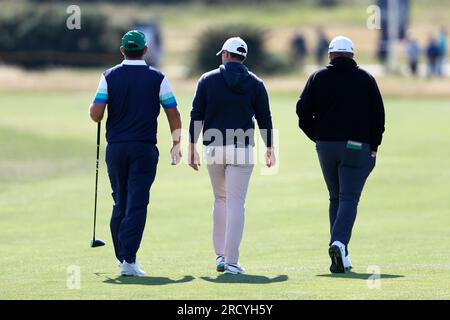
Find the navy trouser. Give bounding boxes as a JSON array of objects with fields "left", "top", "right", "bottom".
[
  {"left": 105, "top": 142, "right": 158, "bottom": 264},
  {"left": 316, "top": 141, "right": 376, "bottom": 253}
]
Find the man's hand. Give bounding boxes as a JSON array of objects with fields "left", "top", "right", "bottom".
[
  {"left": 170, "top": 142, "right": 182, "bottom": 165},
  {"left": 164, "top": 107, "right": 182, "bottom": 165},
  {"left": 265, "top": 147, "right": 276, "bottom": 168},
  {"left": 189, "top": 143, "right": 201, "bottom": 171}
]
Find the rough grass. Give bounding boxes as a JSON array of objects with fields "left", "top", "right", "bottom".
[
  {"left": 2, "top": 66, "right": 450, "bottom": 99},
  {"left": 0, "top": 91, "right": 449, "bottom": 299}
]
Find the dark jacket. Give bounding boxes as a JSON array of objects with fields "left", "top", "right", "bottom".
[
  {"left": 296, "top": 57, "right": 385, "bottom": 151},
  {"left": 189, "top": 62, "right": 273, "bottom": 147}
]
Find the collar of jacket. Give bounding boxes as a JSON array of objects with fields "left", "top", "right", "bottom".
[
  {"left": 327, "top": 57, "right": 358, "bottom": 71},
  {"left": 223, "top": 61, "right": 247, "bottom": 71}
]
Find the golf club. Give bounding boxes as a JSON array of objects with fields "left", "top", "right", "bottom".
[{"left": 91, "top": 121, "right": 105, "bottom": 248}]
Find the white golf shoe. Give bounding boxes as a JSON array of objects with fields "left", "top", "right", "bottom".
[
  {"left": 120, "top": 261, "right": 146, "bottom": 277},
  {"left": 224, "top": 263, "right": 246, "bottom": 275},
  {"left": 344, "top": 255, "right": 353, "bottom": 271},
  {"left": 216, "top": 255, "right": 226, "bottom": 272},
  {"left": 329, "top": 241, "right": 346, "bottom": 273}
]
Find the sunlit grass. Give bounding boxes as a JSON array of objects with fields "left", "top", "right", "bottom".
[{"left": 0, "top": 91, "right": 449, "bottom": 299}]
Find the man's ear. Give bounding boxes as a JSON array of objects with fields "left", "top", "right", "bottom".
[
  {"left": 120, "top": 47, "right": 125, "bottom": 57},
  {"left": 143, "top": 47, "right": 148, "bottom": 56}
]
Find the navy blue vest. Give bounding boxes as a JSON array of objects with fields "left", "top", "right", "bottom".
[{"left": 104, "top": 64, "right": 164, "bottom": 144}]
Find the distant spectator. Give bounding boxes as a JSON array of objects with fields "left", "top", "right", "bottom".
[
  {"left": 377, "top": 40, "right": 388, "bottom": 65},
  {"left": 315, "top": 28, "right": 329, "bottom": 65},
  {"left": 405, "top": 37, "right": 420, "bottom": 76},
  {"left": 426, "top": 37, "right": 440, "bottom": 77},
  {"left": 134, "top": 22, "right": 163, "bottom": 68},
  {"left": 291, "top": 31, "right": 308, "bottom": 69},
  {"left": 437, "top": 27, "right": 448, "bottom": 76}
]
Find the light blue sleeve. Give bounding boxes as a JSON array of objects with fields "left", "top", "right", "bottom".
[
  {"left": 159, "top": 76, "right": 177, "bottom": 109},
  {"left": 93, "top": 74, "right": 108, "bottom": 104}
]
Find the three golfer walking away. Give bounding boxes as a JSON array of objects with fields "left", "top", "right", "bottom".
[
  {"left": 189, "top": 37, "right": 275, "bottom": 274},
  {"left": 89, "top": 30, "right": 182, "bottom": 277},
  {"left": 88, "top": 32, "right": 384, "bottom": 277},
  {"left": 296, "top": 36, "right": 385, "bottom": 273}
]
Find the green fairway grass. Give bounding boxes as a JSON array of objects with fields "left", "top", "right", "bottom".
[{"left": 0, "top": 90, "right": 449, "bottom": 299}]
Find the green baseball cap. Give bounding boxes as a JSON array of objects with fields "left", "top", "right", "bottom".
[{"left": 121, "top": 30, "right": 147, "bottom": 51}]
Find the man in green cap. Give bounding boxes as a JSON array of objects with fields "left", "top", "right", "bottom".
[{"left": 89, "top": 30, "right": 182, "bottom": 277}]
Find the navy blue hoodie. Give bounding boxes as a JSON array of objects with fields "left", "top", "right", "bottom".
[{"left": 189, "top": 62, "right": 273, "bottom": 147}]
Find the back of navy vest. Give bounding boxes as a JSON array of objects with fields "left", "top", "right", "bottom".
[{"left": 104, "top": 64, "right": 164, "bottom": 144}]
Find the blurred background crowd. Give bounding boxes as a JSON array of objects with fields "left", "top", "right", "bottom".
[
  {"left": 291, "top": 26, "right": 447, "bottom": 77},
  {"left": 0, "top": 0, "right": 447, "bottom": 81}
]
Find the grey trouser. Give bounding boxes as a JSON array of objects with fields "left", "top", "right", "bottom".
[
  {"left": 205, "top": 145, "right": 254, "bottom": 264},
  {"left": 316, "top": 141, "right": 376, "bottom": 253}
]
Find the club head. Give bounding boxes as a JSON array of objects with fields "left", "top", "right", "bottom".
[{"left": 91, "top": 239, "right": 105, "bottom": 248}]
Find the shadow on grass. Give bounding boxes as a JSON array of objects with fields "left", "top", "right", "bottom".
[
  {"left": 316, "top": 272, "right": 404, "bottom": 280},
  {"left": 201, "top": 274, "right": 288, "bottom": 284},
  {"left": 103, "top": 275, "right": 195, "bottom": 286}
]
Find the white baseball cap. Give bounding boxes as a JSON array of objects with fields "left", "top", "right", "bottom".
[
  {"left": 328, "top": 36, "right": 354, "bottom": 54},
  {"left": 216, "top": 37, "right": 248, "bottom": 57}
]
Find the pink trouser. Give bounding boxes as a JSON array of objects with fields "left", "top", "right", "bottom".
[{"left": 205, "top": 146, "right": 254, "bottom": 264}]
